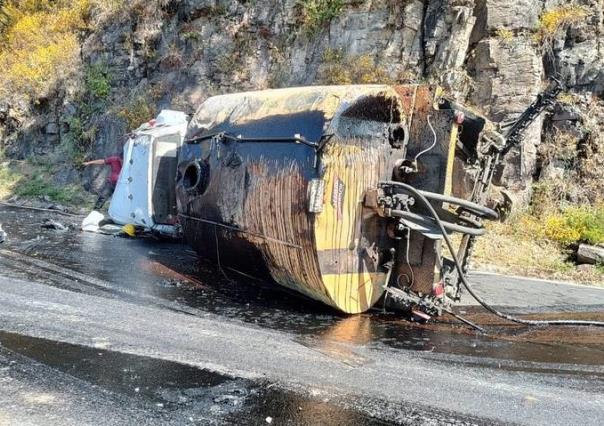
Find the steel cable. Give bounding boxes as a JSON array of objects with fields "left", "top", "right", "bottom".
[{"left": 413, "top": 115, "right": 437, "bottom": 162}]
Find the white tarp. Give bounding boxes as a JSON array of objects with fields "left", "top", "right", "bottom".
[{"left": 81, "top": 210, "right": 105, "bottom": 232}]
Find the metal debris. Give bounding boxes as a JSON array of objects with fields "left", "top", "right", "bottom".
[{"left": 41, "top": 219, "right": 68, "bottom": 231}]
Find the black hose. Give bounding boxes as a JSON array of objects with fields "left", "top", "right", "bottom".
[
  {"left": 381, "top": 181, "right": 499, "bottom": 220},
  {"left": 382, "top": 181, "right": 604, "bottom": 328}
]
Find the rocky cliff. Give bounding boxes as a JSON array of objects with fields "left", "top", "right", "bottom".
[{"left": 1, "top": 0, "right": 603, "bottom": 205}]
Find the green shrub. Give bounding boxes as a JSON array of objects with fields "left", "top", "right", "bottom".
[
  {"left": 10, "top": 172, "right": 80, "bottom": 204},
  {"left": 1, "top": 157, "right": 92, "bottom": 205},
  {"left": 298, "top": 0, "right": 343, "bottom": 34},
  {"left": 84, "top": 64, "right": 111, "bottom": 100},
  {"left": 544, "top": 205, "right": 604, "bottom": 246},
  {"left": 564, "top": 206, "right": 604, "bottom": 245}
]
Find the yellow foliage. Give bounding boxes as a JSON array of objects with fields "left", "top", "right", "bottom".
[
  {"left": 556, "top": 92, "right": 581, "bottom": 107},
  {"left": 540, "top": 205, "right": 604, "bottom": 246},
  {"left": 484, "top": 200, "right": 604, "bottom": 249},
  {"left": 495, "top": 28, "right": 514, "bottom": 44},
  {"left": 0, "top": 0, "right": 96, "bottom": 101},
  {"left": 543, "top": 215, "right": 582, "bottom": 245},
  {"left": 536, "top": 5, "right": 589, "bottom": 43}
]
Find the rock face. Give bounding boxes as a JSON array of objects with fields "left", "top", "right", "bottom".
[
  {"left": 1, "top": 0, "right": 603, "bottom": 203},
  {"left": 577, "top": 244, "right": 604, "bottom": 265},
  {"left": 472, "top": 0, "right": 540, "bottom": 35},
  {"left": 468, "top": 37, "right": 543, "bottom": 195}
]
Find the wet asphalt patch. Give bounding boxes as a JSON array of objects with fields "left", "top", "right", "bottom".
[
  {"left": 0, "top": 330, "right": 393, "bottom": 425},
  {"left": 1, "top": 201, "right": 604, "bottom": 368},
  {"left": 2, "top": 206, "right": 604, "bottom": 424}
]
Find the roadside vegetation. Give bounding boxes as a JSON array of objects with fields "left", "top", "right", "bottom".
[
  {"left": 318, "top": 48, "right": 392, "bottom": 85},
  {"left": 297, "top": 0, "right": 343, "bottom": 34},
  {"left": 0, "top": 158, "right": 94, "bottom": 207},
  {"left": 0, "top": 0, "right": 126, "bottom": 103},
  {"left": 534, "top": 4, "right": 588, "bottom": 44},
  {"left": 473, "top": 178, "right": 604, "bottom": 285},
  {"left": 0, "top": 0, "right": 85, "bottom": 102},
  {"left": 473, "top": 207, "right": 604, "bottom": 285},
  {"left": 0, "top": 0, "right": 141, "bottom": 207},
  {"left": 472, "top": 80, "right": 604, "bottom": 285},
  {"left": 0, "top": 1, "right": 101, "bottom": 206}
]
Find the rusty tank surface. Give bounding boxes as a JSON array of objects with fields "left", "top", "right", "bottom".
[{"left": 175, "top": 85, "right": 501, "bottom": 314}]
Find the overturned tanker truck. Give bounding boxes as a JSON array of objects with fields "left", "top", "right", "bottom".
[{"left": 175, "top": 84, "right": 560, "bottom": 317}]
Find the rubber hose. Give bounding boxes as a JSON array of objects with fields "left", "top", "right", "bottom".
[
  {"left": 383, "top": 181, "right": 604, "bottom": 328},
  {"left": 382, "top": 181, "right": 499, "bottom": 220}
]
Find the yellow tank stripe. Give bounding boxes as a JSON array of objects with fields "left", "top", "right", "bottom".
[
  {"left": 443, "top": 123, "right": 459, "bottom": 197},
  {"left": 313, "top": 143, "right": 387, "bottom": 313},
  {"left": 321, "top": 272, "right": 386, "bottom": 314}
]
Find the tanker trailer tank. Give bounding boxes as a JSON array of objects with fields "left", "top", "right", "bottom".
[{"left": 175, "top": 85, "right": 499, "bottom": 316}]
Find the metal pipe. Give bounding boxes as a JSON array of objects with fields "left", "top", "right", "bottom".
[{"left": 389, "top": 209, "right": 485, "bottom": 236}]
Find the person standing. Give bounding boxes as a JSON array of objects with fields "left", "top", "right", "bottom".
[{"left": 83, "top": 154, "right": 123, "bottom": 210}]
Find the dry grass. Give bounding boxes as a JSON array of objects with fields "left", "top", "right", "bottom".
[
  {"left": 535, "top": 4, "right": 589, "bottom": 44},
  {"left": 495, "top": 28, "right": 514, "bottom": 46},
  {"left": 318, "top": 48, "right": 393, "bottom": 85},
  {"left": 0, "top": 161, "right": 20, "bottom": 199},
  {"left": 471, "top": 217, "right": 604, "bottom": 286}
]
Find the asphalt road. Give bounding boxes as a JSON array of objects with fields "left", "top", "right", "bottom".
[
  {"left": 462, "top": 272, "right": 604, "bottom": 310},
  {"left": 0, "top": 205, "right": 603, "bottom": 425}
]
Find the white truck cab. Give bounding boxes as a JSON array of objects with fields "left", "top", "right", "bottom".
[{"left": 108, "top": 110, "right": 188, "bottom": 237}]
